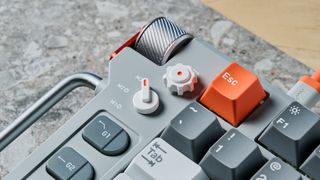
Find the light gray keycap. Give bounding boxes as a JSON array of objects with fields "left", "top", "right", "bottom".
[
  {"left": 250, "top": 157, "right": 301, "bottom": 180},
  {"left": 300, "top": 144, "right": 320, "bottom": 179},
  {"left": 113, "top": 173, "right": 133, "bottom": 180},
  {"left": 200, "top": 129, "right": 265, "bottom": 180},
  {"left": 124, "top": 138, "right": 209, "bottom": 180},
  {"left": 161, "top": 102, "right": 224, "bottom": 162},
  {"left": 259, "top": 101, "right": 320, "bottom": 166}
]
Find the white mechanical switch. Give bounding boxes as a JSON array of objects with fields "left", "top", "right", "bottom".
[{"left": 133, "top": 78, "right": 159, "bottom": 114}]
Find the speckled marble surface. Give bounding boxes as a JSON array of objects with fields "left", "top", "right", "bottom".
[{"left": 0, "top": 0, "right": 318, "bottom": 177}]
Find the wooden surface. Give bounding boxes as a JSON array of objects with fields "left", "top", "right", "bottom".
[{"left": 203, "top": 0, "right": 320, "bottom": 70}]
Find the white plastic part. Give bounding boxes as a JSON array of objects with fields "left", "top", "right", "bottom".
[
  {"left": 287, "top": 81, "right": 320, "bottom": 108},
  {"left": 163, "top": 63, "right": 198, "bottom": 95},
  {"left": 133, "top": 78, "right": 159, "bottom": 114},
  {"left": 124, "top": 138, "right": 209, "bottom": 180},
  {"left": 141, "top": 78, "right": 151, "bottom": 103}
]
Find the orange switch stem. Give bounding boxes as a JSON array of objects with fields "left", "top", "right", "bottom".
[
  {"left": 300, "top": 69, "right": 320, "bottom": 93},
  {"left": 311, "top": 69, "right": 320, "bottom": 82}
]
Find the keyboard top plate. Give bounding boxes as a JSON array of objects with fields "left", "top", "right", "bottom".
[{"left": 5, "top": 39, "right": 299, "bottom": 180}]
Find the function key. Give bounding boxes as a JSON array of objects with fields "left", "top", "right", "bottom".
[
  {"left": 82, "top": 115, "right": 130, "bottom": 156},
  {"left": 46, "top": 147, "right": 94, "bottom": 180},
  {"left": 199, "top": 62, "right": 266, "bottom": 126},
  {"left": 123, "top": 138, "right": 209, "bottom": 180},
  {"left": 161, "top": 102, "right": 224, "bottom": 162},
  {"left": 300, "top": 144, "right": 320, "bottom": 179},
  {"left": 250, "top": 157, "right": 301, "bottom": 180},
  {"left": 258, "top": 101, "right": 320, "bottom": 166},
  {"left": 200, "top": 129, "right": 265, "bottom": 180}
]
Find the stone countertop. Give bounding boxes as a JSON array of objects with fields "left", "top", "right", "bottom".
[{"left": 0, "top": 0, "right": 318, "bottom": 177}]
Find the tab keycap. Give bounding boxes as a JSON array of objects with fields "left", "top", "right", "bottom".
[{"left": 123, "top": 138, "right": 209, "bottom": 180}]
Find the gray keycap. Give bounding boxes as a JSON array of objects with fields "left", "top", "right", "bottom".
[
  {"left": 70, "top": 164, "right": 94, "bottom": 180},
  {"left": 124, "top": 138, "right": 209, "bottom": 180},
  {"left": 259, "top": 101, "right": 320, "bottom": 166},
  {"left": 83, "top": 115, "right": 130, "bottom": 156},
  {"left": 83, "top": 116, "right": 122, "bottom": 149},
  {"left": 103, "top": 130, "right": 130, "bottom": 156},
  {"left": 200, "top": 129, "right": 265, "bottom": 180},
  {"left": 300, "top": 144, "right": 320, "bottom": 179},
  {"left": 161, "top": 102, "right": 224, "bottom": 162},
  {"left": 46, "top": 147, "right": 94, "bottom": 180},
  {"left": 114, "top": 173, "right": 134, "bottom": 180},
  {"left": 250, "top": 157, "right": 301, "bottom": 180}
]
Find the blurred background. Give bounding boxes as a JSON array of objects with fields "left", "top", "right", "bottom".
[{"left": 0, "top": 0, "right": 318, "bottom": 177}]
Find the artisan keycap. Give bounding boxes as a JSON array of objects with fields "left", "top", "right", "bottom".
[
  {"left": 200, "top": 129, "right": 265, "bottom": 180},
  {"left": 199, "top": 62, "right": 266, "bottom": 126},
  {"left": 259, "top": 101, "right": 320, "bottom": 166},
  {"left": 83, "top": 115, "right": 130, "bottom": 156},
  {"left": 124, "top": 138, "right": 209, "bottom": 180},
  {"left": 46, "top": 147, "right": 94, "bottom": 180},
  {"left": 161, "top": 102, "right": 224, "bottom": 162},
  {"left": 300, "top": 144, "right": 320, "bottom": 179},
  {"left": 250, "top": 157, "right": 301, "bottom": 180}
]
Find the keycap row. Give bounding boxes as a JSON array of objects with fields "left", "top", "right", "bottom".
[
  {"left": 161, "top": 101, "right": 320, "bottom": 176},
  {"left": 45, "top": 101, "right": 320, "bottom": 180},
  {"left": 115, "top": 132, "right": 303, "bottom": 180},
  {"left": 116, "top": 101, "right": 320, "bottom": 180},
  {"left": 115, "top": 102, "right": 301, "bottom": 180},
  {"left": 48, "top": 144, "right": 320, "bottom": 180},
  {"left": 48, "top": 132, "right": 261, "bottom": 180}
]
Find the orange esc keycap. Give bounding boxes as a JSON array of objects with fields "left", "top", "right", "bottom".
[{"left": 199, "top": 62, "right": 267, "bottom": 126}]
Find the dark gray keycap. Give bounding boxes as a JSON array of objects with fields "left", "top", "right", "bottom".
[
  {"left": 259, "top": 101, "right": 320, "bottom": 166},
  {"left": 83, "top": 115, "right": 122, "bottom": 149},
  {"left": 83, "top": 115, "right": 130, "bottom": 156},
  {"left": 200, "top": 129, "right": 265, "bottom": 180},
  {"left": 300, "top": 144, "right": 320, "bottom": 179},
  {"left": 250, "top": 157, "right": 301, "bottom": 180},
  {"left": 70, "top": 164, "right": 94, "bottom": 180},
  {"left": 161, "top": 102, "right": 224, "bottom": 162},
  {"left": 103, "top": 130, "right": 130, "bottom": 156},
  {"left": 46, "top": 147, "right": 94, "bottom": 180}
]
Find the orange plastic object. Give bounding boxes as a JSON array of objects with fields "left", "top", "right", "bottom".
[
  {"left": 299, "top": 69, "right": 320, "bottom": 93},
  {"left": 109, "top": 30, "right": 141, "bottom": 60},
  {"left": 199, "top": 62, "right": 267, "bottom": 126}
]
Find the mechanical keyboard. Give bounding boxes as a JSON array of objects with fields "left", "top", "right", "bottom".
[{"left": 1, "top": 17, "right": 320, "bottom": 180}]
